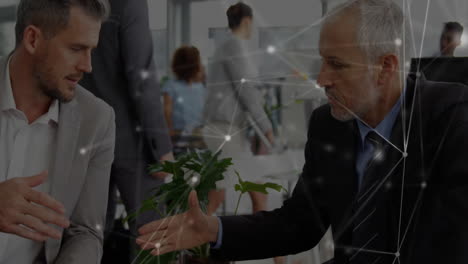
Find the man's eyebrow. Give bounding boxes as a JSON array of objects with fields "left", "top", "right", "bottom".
[
  {"left": 325, "top": 56, "right": 343, "bottom": 61},
  {"left": 71, "top": 43, "right": 95, "bottom": 49}
]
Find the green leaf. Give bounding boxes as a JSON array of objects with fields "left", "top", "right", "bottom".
[
  {"left": 132, "top": 149, "right": 235, "bottom": 259},
  {"left": 233, "top": 170, "right": 285, "bottom": 195}
]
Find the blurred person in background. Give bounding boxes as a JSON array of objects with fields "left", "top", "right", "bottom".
[
  {"left": 438, "top": 21, "right": 464, "bottom": 57},
  {"left": 163, "top": 45, "right": 206, "bottom": 154},
  {"left": 203, "top": 3, "right": 283, "bottom": 264},
  {"left": 79, "top": 0, "right": 174, "bottom": 261}
]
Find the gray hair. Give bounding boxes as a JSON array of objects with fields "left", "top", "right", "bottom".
[
  {"left": 15, "top": 0, "right": 110, "bottom": 47},
  {"left": 325, "top": 0, "right": 412, "bottom": 65}
]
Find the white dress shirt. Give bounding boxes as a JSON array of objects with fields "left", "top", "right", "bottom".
[{"left": 0, "top": 57, "right": 59, "bottom": 263}]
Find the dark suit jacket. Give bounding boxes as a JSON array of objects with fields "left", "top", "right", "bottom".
[
  {"left": 80, "top": 0, "right": 171, "bottom": 164},
  {"left": 212, "top": 77, "right": 468, "bottom": 264}
]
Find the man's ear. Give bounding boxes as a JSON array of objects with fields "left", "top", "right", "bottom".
[
  {"left": 22, "top": 25, "right": 43, "bottom": 54},
  {"left": 377, "top": 53, "right": 399, "bottom": 86}
]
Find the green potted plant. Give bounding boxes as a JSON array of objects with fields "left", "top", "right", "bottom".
[{"left": 127, "top": 149, "right": 285, "bottom": 264}]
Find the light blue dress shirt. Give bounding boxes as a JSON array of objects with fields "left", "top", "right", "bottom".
[{"left": 355, "top": 95, "right": 403, "bottom": 189}]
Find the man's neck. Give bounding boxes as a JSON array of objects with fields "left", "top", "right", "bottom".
[
  {"left": 441, "top": 51, "right": 454, "bottom": 57},
  {"left": 362, "top": 81, "right": 403, "bottom": 128},
  {"left": 232, "top": 28, "right": 249, "bottom": 40},
  {"left": 9, "top": 51, "right": 52, "bottom": 124}
]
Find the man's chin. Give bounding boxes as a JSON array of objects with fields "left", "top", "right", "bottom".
[
  {"left": 43, "top": 87, "right": 75, "bottom": 103},
  {"left": 330, "top": 108, "right": 355, "bottom": 122}
]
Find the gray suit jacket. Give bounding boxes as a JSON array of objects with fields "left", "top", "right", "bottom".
[
  {"left": 80, "top": 0, "right": 171, "bottom": 164},
  {"left": 205, "top": 35, "right": 272, "bottom": 133},
  {"left": 0, "top": 57, "right": 116, "bottom": 263}
]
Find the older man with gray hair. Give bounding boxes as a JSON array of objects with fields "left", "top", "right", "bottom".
[{"left": 136, "top": 0, "right": 468, "bottom": 263}]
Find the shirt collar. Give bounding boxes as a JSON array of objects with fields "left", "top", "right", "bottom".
[
  {"left": 0, "top": 56, "right": 16, "bottom": 111},
  {"left": 39, "top": 99, "right": 59, "bottom": 125},
  {"left": 1, "top": 56, "right": 59, "bottom": 124},
  {"left": 356, "top": 89, "right": 404, "bottom": 146}
]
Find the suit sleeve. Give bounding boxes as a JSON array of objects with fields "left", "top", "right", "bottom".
[
  {"left": 119, "top": 0, "right": 172, "bottom": 161},
  {"left": 210, "top": 111, "right": 329, "bottom": 261},
  {"left": 223, "top": 40, "right": 272, "bottom": 133},
  {"left": 54, "top": 107, "right": 115, "bottom": 264}
]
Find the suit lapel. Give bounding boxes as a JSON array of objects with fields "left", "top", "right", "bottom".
[
  {"left": 46, "top": 99, "right": 81, "bottom": 262},
  {"left": 373, "top": 77, "right": 421, "bottom": 251},
  {"left": 50, "top": 99, "right": 81, "bottom": 208},
  {"left": 329, "top": 120, "right": 360, "bottom": 239}
]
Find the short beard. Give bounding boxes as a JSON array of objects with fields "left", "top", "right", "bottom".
[
  {"left": 33, "top": 48, "right": 73, "bottom": 103},
  {"left": 40, "top": 82, "right": 72, "bottom": 103},
  {"left": 35, "top": 66, "right": 72, "bottom": 103},
  {"left": 330, "top": 107, "right": 355, "bottom": 122}
]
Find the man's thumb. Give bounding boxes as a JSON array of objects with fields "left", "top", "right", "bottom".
[
  {"left": 188, "top": 190, "right": 200, "bottom": 211},
  {"left": 25, "top": 171, "right": 48, "bottom": 187}
]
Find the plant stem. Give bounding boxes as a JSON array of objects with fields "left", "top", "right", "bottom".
[{"left": 234, "top": 193, "right": 243, "bottom": 216}]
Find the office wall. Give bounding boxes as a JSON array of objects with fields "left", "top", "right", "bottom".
[
  {"left": 145, "top": 0, "right": 468, "bottom": 59},
  {"left": 188, "top": 0, "right": 323, "bottom": 58},
  {"left": 148, "top": 0, "right": 166, "bottom": 30}
]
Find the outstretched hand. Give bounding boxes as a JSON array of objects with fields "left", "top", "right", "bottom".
[
  {"left": 0, "top": 171, "right": 70, "bottom": 241},
  {"left": 136, "top": 190, "right": 220, "bottom": 256}
]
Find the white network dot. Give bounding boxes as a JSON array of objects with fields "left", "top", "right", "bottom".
[
  {"left": 395, "top": 38, "right": 402, "bottom": 46},
  {"left": 225, "top": 135, "right": 232, "bottom": 142},
  {"left": 240, "top": 78, "right": 246, "bottom": 84},
  {"left": 405, "top": 61, "right": 411, "bottom": 68},
  {"left": 323, "top": 144, "right": 335, "bottom": 153},
  {"left": 95, "top": 224, "right": 102, "bottom": 231},
  {"left": 140, "top": 70, "right": 150, "bottom": 80},
  {"left": 374, "top": 149, "right": 385, "bottom": 162},
  {"left": 79, "top": 148, "right": 87, "bottom": 155},
  {"left": 421, "top": 181, "right": 427, "bottom": 189},
  {"left": 135, "top": 126, "right": 142, "bottom": 132},
  {"left": 267, "top": 45, "right": 276, "bottom": 54},
  {"left": 385, "top": 181, "right": 392, "bottom": 190},
  {"left": 155, "top": 242, "right": 161, "bottom": 249},
  {"left": 177, "top": 97, "right": 184, "bottom": 103}
]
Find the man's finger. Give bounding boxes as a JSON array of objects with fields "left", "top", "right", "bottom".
[
  {"left": 25, "top": 203, "right": 70, "bottom": 228},
  {"left": 150, "top": 242, "right": 175, "bottom": 256},
  {"left": 18, "top": 214, "right": 62, "bottom": 239},
  {"left": 136, "top": 230, "right": 167, "bottom": 247},
  {"left": 25, "top": 189, "right": 66, "bottom": 215},
  {"left": 23, "top": 171, "right": 48, "bottom": 188},
  {"left": 138, "top": 218, "right": 169, "bottom": 235},
  {"left": 138, "top": 237, "right": 167, "bottom": 250},
  {"left": 151, "top": 172, "right": 169, "bottom": 179},
  {"left": 7, "top": 224, "right": 48, "bottom": 242},
  {"left": 188, "top": 190, "right": 200, "bottom": 211}
]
